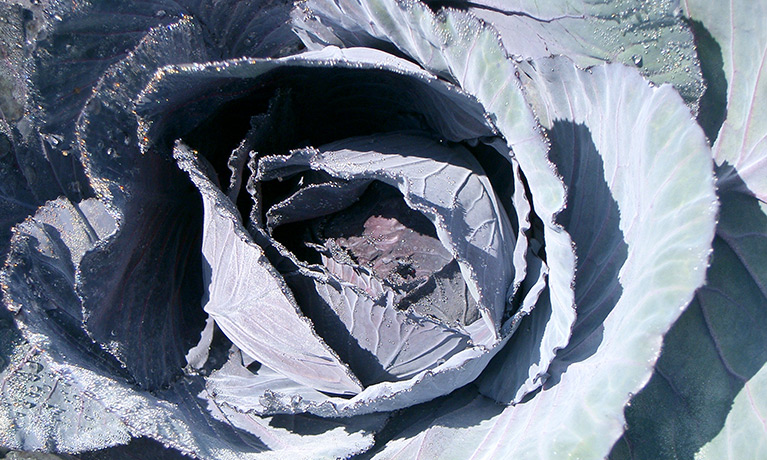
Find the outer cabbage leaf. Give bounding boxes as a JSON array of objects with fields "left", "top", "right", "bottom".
[
  {"left": 0, "top": 2, "right": 32, "bottom": 126},
  {"left": 0, "top": 121, "right": 37, "bottom": 260},
  {"left": 683, "top": 0, "right": 767, "bottom": 201},
  {"left": 611, "top": 180, "right": 767, "bottom": 459},
  {"left": 0, "top": 196, "right": 254, "bottom": 456},
  {"left": 0, "top": 194, "right": 387, "bottom": 459},
  {"left": 687, "top": 189, "right": 767, "bottom": 460},
  {"left": 28, "top": 0, "right": 299, "bottom": 172},
  {"left": 70, "top": 8, "right": 305, "bottom": 392},
  {"left": 9, "top": 0, "right": 300, "bottom": 202},
  {"left": 36, "top": 1, "right": 303, "bottom": 391},
  {"left": 174, "top": 0, "right": 303, "bottom": 59},
  {"left": 208, "top": 348, "right": 344, "bottom": 416},
  {"left": 76, "top": 15, "right": 209, "bottom": 204},
  {"left": 0, "top": 4, "right": 53, "bottom": 254},
  {"left": 368, "top": 57, "right": 715, "bottom": 459},
  {"left": 421, "top": 0, "right": 704, "bottom": 107},
  {"left": 695, "top": 360, "right": 767, "bottom": 459},
  {"left": 200, "top": 351, "right": 388, "bottom": 460},
  {"left": 72, "top": 17, "right": 212, "bottom": 390},
  {"left": 134, "top": 46, "right": 497, "bottom": 154},
  {"left": 611, "top": 0, "right": 767, "bottom": 457},
  {"left": 6, "top": 0, "right": 296, "bottom": 207}
]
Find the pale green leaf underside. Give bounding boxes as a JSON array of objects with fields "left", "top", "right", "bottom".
[
  {"left": 612, "top": 182, "right": 767, "bottom": 459},
  {"left": 693, "top": 200, "right": 767, "bottom": 458},
  {"left": 696, "top": 360, "right": 767, "bottom": 460},
  {"left": 684, "top": 0, "right": 767, "bottom": 200},
  {"left": 459, "top": 0, "right": 704, "bottom": 107},
  {"left": 610, "top": 2, "right": 767, "bottom": 457},
  {"left": 373, "top": 58, "right": 716, "bottom": 460}
]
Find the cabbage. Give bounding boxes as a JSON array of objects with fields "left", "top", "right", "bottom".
[{"left": 0, "top": 0, "right": 763, "bottom": 458}]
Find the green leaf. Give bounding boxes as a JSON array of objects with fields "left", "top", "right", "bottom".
[
  {"left": 611, "top": 185, "right": 767, "bottom": 459},
  {"left": 696, "top": 360, "right": 767, "bottom": 459},
  {"left": 612, "top": 0, "right": 767, "bottom": 457},
  {"left": 427, "top": 0, "right": 705, "bottom": 107},
  {"left": 684, "top": 0, "right": 767, "bottom": 200}
]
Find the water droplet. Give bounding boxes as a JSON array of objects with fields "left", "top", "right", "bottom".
[
  {"left": 26, "top": 361, "right": 43, "bottom": 373},
  {"left": 632, "top": 55, "right": 643, "bottom": 68},
  {"left": 43, "top": 133, "right": 63, "bottom": 147}
]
